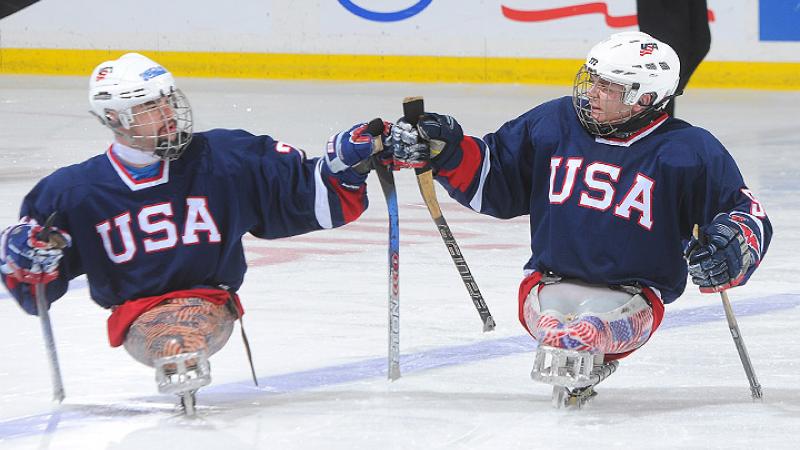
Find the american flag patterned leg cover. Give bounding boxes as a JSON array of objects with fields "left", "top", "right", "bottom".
[{"left": 524, "top": 291, "right": 654, "bottom": 355}]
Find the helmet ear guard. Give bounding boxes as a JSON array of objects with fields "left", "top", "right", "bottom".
[
  {"left": 88, "top": 109, "right": 123, "bottom": 129},
  {"left": 622, "top": 83, "right": 641, "bottom": 106},
  {"left": 107, "top": 110, "right": 125, "bottom": 128}
]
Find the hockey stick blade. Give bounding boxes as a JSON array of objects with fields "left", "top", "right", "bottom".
[{"left": 403, "top": 97, "right": 495, "bottom": 332}]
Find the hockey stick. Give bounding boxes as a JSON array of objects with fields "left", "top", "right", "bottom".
[
  {"left": 693, "top": 224, "right": 763, "bottom": 401},
  {"left": 36, "top": 212, "right": 67, "bottom": 403},
  {"left": 375, "top": 165, "right": 401, "bottom": 380},
  {"left": 363, "top": 118, "right": 401, "bottom": 380},
  {"left": 403, "top": 97, "right": 496, "bottom": 332}
]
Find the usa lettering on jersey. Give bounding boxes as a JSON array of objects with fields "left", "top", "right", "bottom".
[
  {"left": 548, "top": 157, "right": 654, "bottom": 230},
  {"left": 95, "top": 197, "right": 221, "bottom": 264}
]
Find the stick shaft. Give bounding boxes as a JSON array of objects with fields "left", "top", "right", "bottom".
[
  {"left": 693, "top": 224, "right": 762, "bottom": 400},
  {"left": 35, "top": 284, "right": 65, "bottom": 402},
  {"left": 720, "top": 290, "right": 763, "bottom": 400},
  {"left": 415, "top": 170, "right": 495, "bottom": 331},
  {"left": 403, "top": 96, "right": 494, "bottom": 331},
  {"left": 375, "top": 165, "right": 401, "bottom": 380},
  {"left": 365, "top": 120, "right": 401, "bottom": 380}
]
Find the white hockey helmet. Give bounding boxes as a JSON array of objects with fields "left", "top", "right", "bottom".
[
  {"left": 573, "top": 32, "right": 681, "bottom": 135},
  {"left": 88, "top": 53, "right": 193, "bottom": 161}
]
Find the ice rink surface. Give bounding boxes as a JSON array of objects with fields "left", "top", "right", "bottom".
[{"left": 0, "top": 76, "right": 799, "bottom": 449}]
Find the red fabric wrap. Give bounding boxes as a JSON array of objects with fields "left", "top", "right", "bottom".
[
  {"left": 106, "top": 288, "right": 244, "bottom": 348},
  {"left": 517, "top": 271, "right": 543, "bottom": 334}
]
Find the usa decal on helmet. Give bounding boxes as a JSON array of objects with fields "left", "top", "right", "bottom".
[
  {"left": 639, "top": 43, "right": 658, "bottom": 56},
  {"left": 95, "top": 66, "right": 113, "bottom": 81}
]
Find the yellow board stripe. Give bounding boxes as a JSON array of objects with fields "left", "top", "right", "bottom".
[{"left": 1, "top": 48, "right": 798, "bottom": 90}]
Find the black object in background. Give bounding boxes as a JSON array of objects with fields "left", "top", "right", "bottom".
[
  {"left": 637, "top": 0, "right": 711, "bottom": 117},
  {"left": 1, "top": 0, "right": 39, "bottom": 20}
]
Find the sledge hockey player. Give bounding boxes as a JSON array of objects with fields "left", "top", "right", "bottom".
[
  {"left": 0, "top": 53, "right": 385, "bottom": 413},
  {"left": 389, "top": 32, "right": 772, "bottom": 407}
]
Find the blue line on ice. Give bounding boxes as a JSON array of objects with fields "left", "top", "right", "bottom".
[{"left": 1, "top": 293, "right": 798, "bottom": 440}]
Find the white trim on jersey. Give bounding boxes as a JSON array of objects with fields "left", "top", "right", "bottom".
[
  {"left": 106, "top": 147, "right": 170, "bottom": 191},
  {"left": 313, "top": 159, "right": 333, "bottom": 229},
  {"left": 594, "top": 114, "right": 669, "bottom": 148},
  {"left": 468, "top": 138, "right": 491, "bottom": 213}
]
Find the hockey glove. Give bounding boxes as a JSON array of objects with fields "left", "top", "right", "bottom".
[
  {"left": 389, "top": 113, "right": 464, "bottom": 170},
  {"left": 416, "top": 113, "right": 464, "bottom": 167},
  {"left": 388, "top": 119, "right": 430, "bottom": 169},
  {"left": 0, "top": 220, "right": 72, "bottom": 285},
  {"left": 323, "top": 122, "right": 385, "bottom": 188},
  {"left": 685, "top": 213, "right": 758, "bottom": 293}
]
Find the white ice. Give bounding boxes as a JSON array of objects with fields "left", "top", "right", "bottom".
[{"left": 1, "top": 76, "right": 799, "bottom": 450}]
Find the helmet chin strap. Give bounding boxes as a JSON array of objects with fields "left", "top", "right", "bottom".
[
  {"left": 112, "top": 141, "right": 162, "bottom": 166},
  {"left": 605, "top": 107, "right": 666, "bottom": 138},
  {"left": 601, "top": 91, "right": 680, "bottom": 139}
]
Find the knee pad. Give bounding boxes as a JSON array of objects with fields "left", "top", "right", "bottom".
[
  {"left": 521, "top": 277, "right": 657, "bottom": 356},
  {"left": 123, "top": 297, "right": 236, "bottom": 367}
]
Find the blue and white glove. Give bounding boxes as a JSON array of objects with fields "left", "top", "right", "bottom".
[
  {"left": 323, "top": 122, "right": 383, "bottom": 188},
  {"left": 387, "top": 119, "right": 429, "bottom": 169},
  {"left": 0, "top": 219, "right": 72, "bottom": 286},
  {"left": 684, "top": 213, "right": 760, "bottom": 293},
  {"left": 390, "top": 113, "right": 463, "bottom": 170}
]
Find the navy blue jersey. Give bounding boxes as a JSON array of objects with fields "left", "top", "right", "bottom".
[
  {"left": 432, "top": 97, "right": 772, "bottom": 303},
  {"left": 3, "top": 129, "right": 368, "bottom": 310}
]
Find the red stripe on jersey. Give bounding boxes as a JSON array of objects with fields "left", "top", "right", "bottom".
[
  {"left": 107, "top": 288, "right": 244, "bottom": 347},
  {"left": 327, "top": 176, "right": 367, "bottom": 224},
  {"left": 437, "top": 137, "right": 482, "bottom": 193}
]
